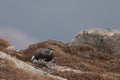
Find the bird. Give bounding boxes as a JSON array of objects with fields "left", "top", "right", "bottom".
[{"left": 31, "top": 48, "right": 54, "bottom": 67}]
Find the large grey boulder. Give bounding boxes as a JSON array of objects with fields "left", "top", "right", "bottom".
[{"left": 69, "top": 28, "right": 120, "bottom": 58}]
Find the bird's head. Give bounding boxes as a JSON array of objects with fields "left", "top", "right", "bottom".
[
  {"left": 46, "top": 47, "right": 54, "bottom": 51},
  {"left": 46, "top": 48, "right": 54, "bottom": 53}
]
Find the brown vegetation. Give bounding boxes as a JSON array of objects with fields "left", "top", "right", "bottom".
[
  {"left": 53, "top": 71, "right": 120, "bottom": 80},
  {"left": 21, "top": 40, "right": 120, "bottom": 80},
  {"left": 0, "top": 58, "right": 54, "bottom": 80},
  {"left": 69, "top": 28, "right": 120, "bottom": 57},
  {"left": 0, "top": 46, "right": 24, "bottom": 61},
  {"left": 0, "top": 39, "right": 120, "bottom": 80},
  {"left": 0, "top": 38, "right": 11, "bottom": 48}
]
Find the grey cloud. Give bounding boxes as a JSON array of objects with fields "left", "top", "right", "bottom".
[
  {"left": 0, "top": 27, "right": 40, "bottom": 49},
  {"left": 0, "top": 0, "right": 120, "bottom": 49}
]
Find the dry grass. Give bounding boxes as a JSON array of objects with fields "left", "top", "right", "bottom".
[
  {"left": 0, "top": 58, "right": 54, "bottom": 80},
  {"left": 53, "top": 71, "right": 120, "bottom": 80},
  {"left": 0, "top": 47, "right": 24, "bottom": 61},
  {"left": 0, "top": 38, "right": 11, "bottom": 48},
  {"left": 21, "top": 40, "right": 120, "bottom": 80},
  {"left": 1, "top": 40, "right": 120, "bottom": 80}
]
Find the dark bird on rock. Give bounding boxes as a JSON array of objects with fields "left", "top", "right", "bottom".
[{"left": 31, "top": 48, "right": 54, "bottom": 67}]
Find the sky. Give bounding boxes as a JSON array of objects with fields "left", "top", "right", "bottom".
[{"left": 0, "top": 0, "right": 120, "bottom": 49}]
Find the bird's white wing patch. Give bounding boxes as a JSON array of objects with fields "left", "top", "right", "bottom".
[
  {"left": 31, "top": 56, "right": 35, "bottom": 61},
  {"left": 31, "top": 56, "right": 39, "bottom": 63}
]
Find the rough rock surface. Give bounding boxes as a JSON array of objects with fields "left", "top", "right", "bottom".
[
  {"left": 0, "top": 51, "right": 67, "bottom": 80},
  {"left": 69, "top": 28, "right": 120, "bottom": 57},
  {"left": 21, "top": 40, "right": 120, "bottom": 80},
  {"left": 0, "top": 36, "right": 120, "bottom": 80}
]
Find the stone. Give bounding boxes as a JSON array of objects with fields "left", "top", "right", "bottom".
[{"left": 69, "top": 28, "right": 120, "bottom": 58}]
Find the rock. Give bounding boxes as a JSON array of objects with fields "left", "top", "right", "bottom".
[
  {"left": 0, "top": 51, "right": 67, "bottom": 80},
  {"left": 69, "top": 28, "right": 120, "bottom": 57},
  {"left": 6, "top": 45, "right": 15, "bottom": 50}
]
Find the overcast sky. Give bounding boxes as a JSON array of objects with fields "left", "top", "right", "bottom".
[{"left": 0, "top": 0, "right": 120, "bottom": 49}]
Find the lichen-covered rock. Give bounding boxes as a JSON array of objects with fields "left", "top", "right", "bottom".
[
  {"left": 0, "top": 51, "right": 67, "bottom": 80},
  {"left": 0, "top": 39, "right": 120, "bottom": 80},
  {"left": 69, "top": 28, "right": 120, "bottom": 57}
]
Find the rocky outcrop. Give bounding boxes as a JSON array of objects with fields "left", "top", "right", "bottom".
[
  {"left": 22, "top": 40, "right": 120, "bottom": 80},
  {"left": 69, "top": 28, "right": 120, "bottom": 57},
  {"left": 0, "top": 51, "right": 67, "bottom": 80},
  {"left": 0, "top": 37, "right": 120, "bottom": 80}
]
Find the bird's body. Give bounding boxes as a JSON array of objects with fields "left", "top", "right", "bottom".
[{"left": 31, "top": 48, "right": 54, "bottom": 67}]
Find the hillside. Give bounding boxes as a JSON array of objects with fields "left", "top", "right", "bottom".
[
  {"left": 0, "top": 29, "right": 120, "bottom": 80},
  {"left": 21, "top": 40, "right": 120, "bottom": 80}
]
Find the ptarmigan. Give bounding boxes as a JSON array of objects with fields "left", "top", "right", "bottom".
[{"left": 31, "top": 48, "right": 54, "bottom": 67}]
